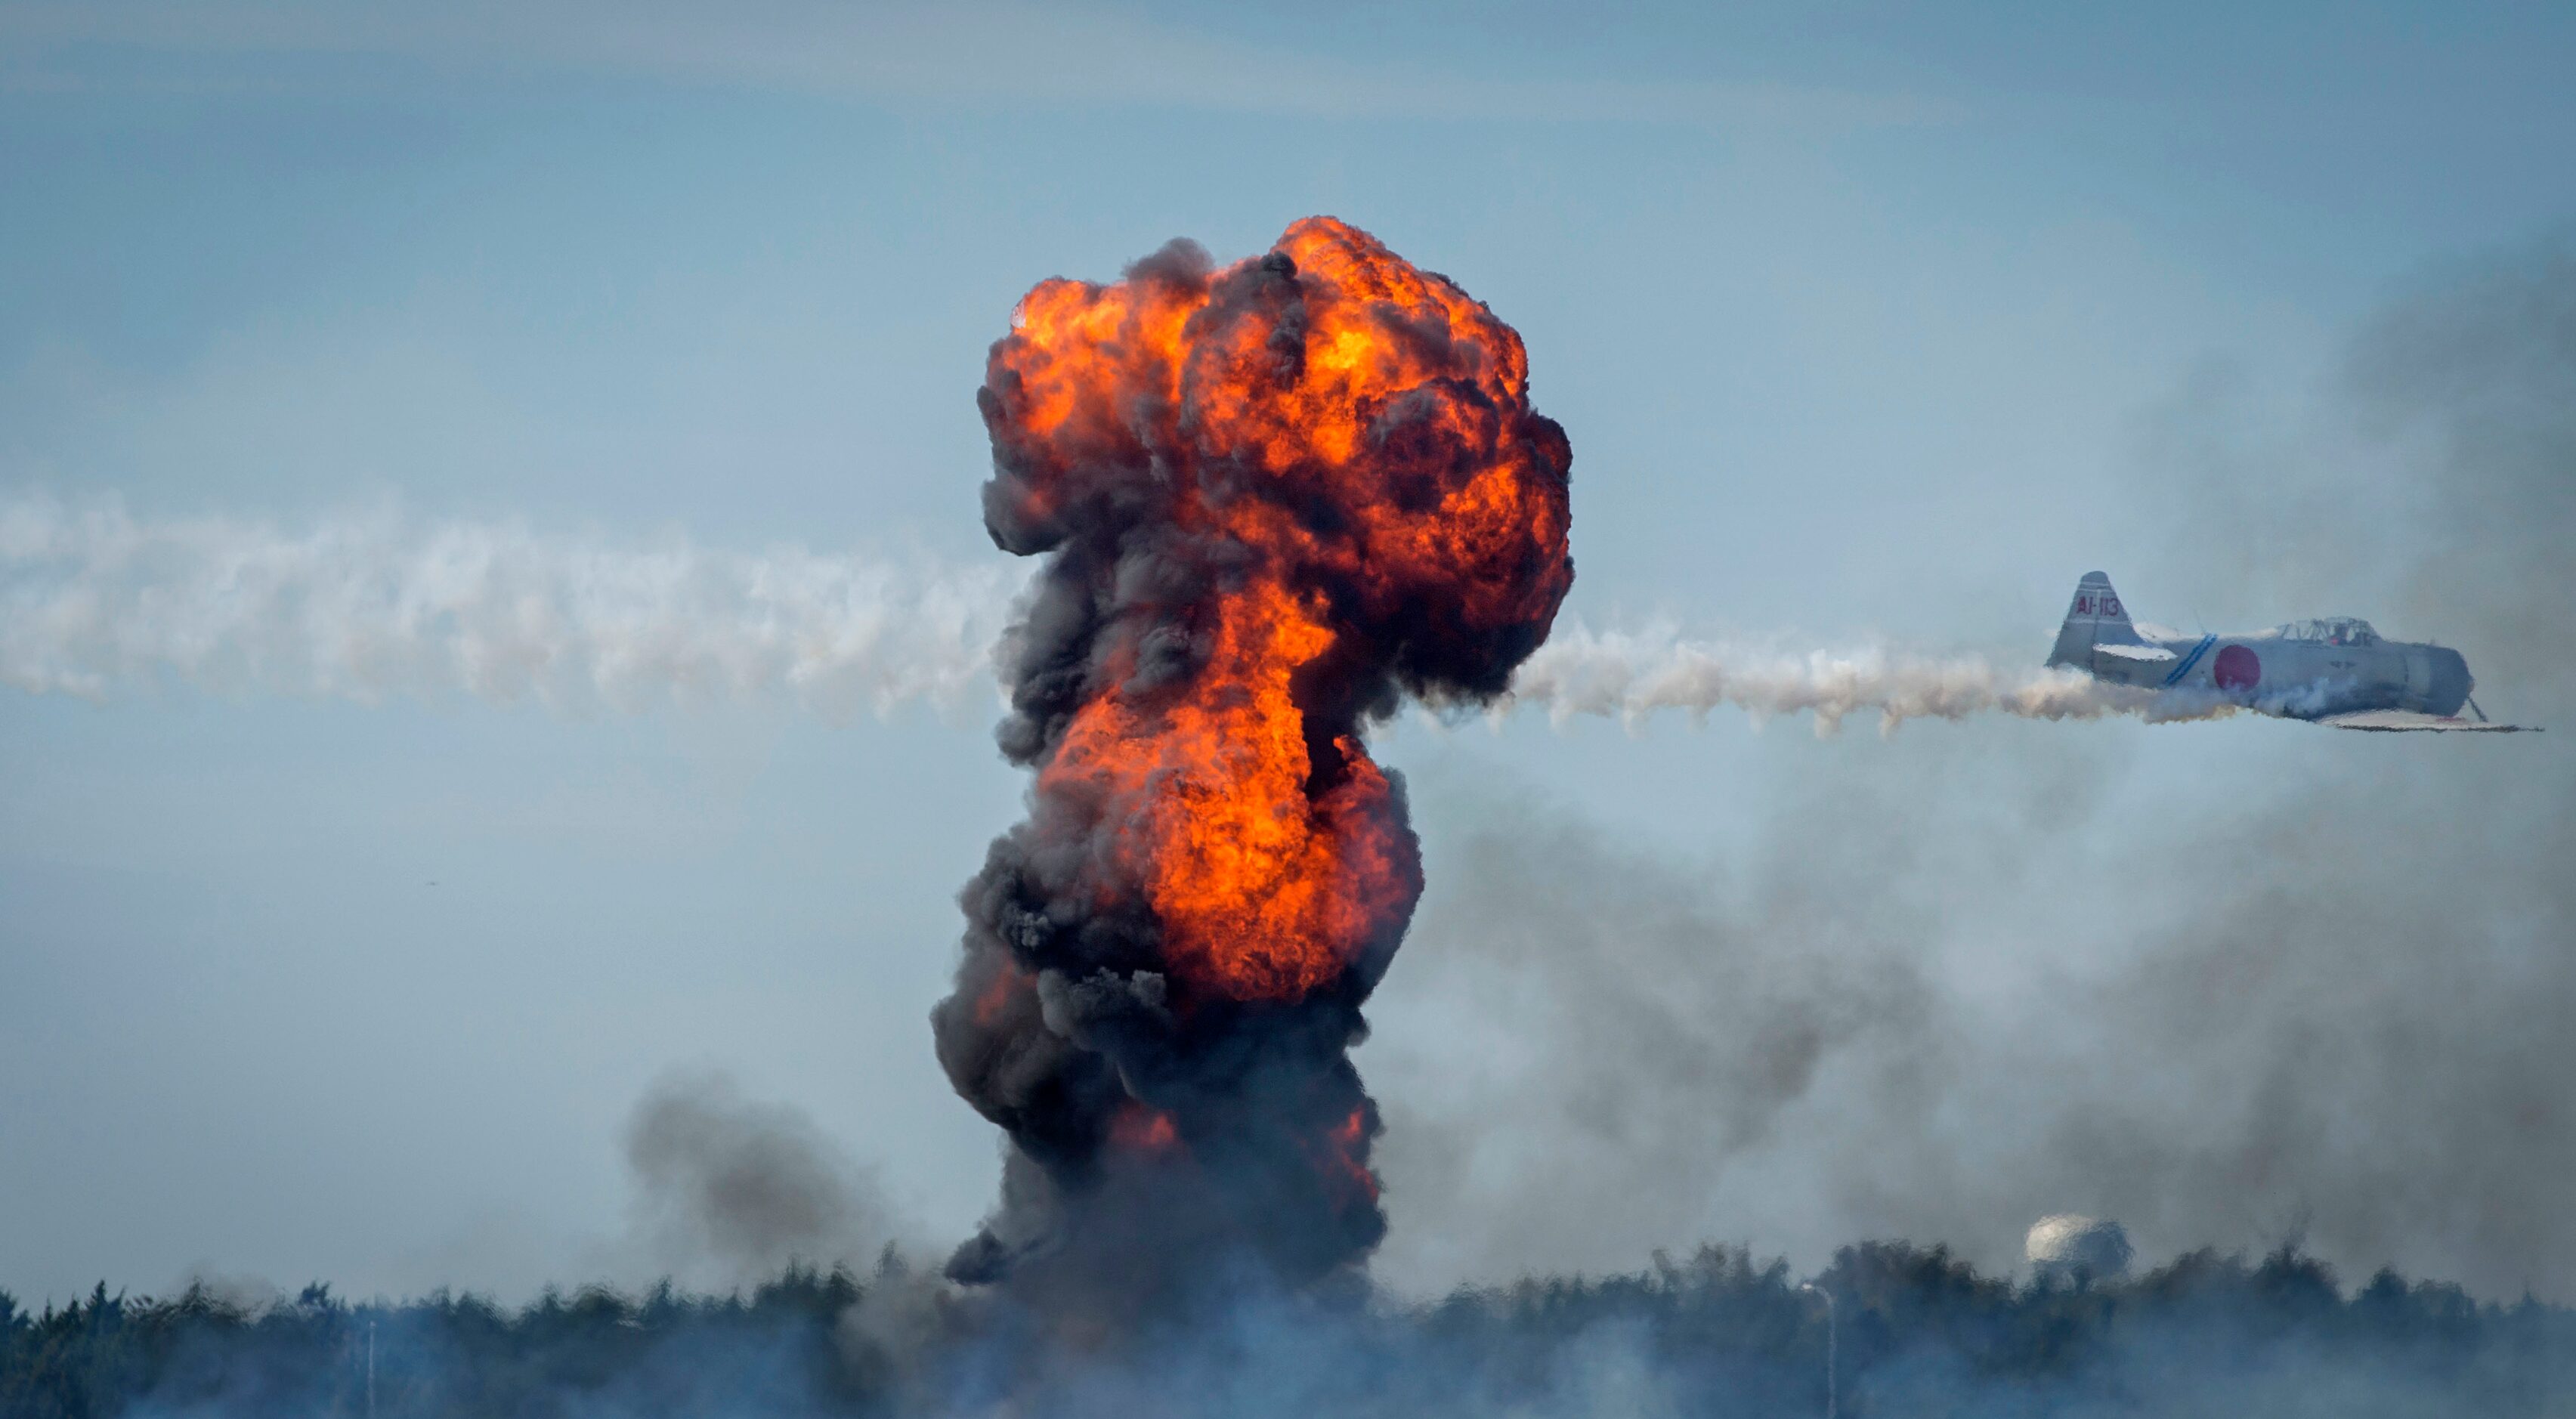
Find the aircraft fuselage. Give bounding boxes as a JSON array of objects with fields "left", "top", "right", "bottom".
[{"left": 2046, "top": 573, "right": 2473, "bottom": 721}]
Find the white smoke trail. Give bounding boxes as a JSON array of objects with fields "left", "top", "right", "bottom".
[
  {"left": 1504, "top": 620, "right": 2234, "bottom": 737},
  {"left": 0, "top": 496, "right": 1027, "bottom": 719},
  {"left": 2, "top": 497, "right": 2240, "bottom": 734}
]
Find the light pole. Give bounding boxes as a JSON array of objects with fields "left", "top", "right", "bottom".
[{"left": 1799, "top": 1282, "right": 1836, "bottom": 1419}]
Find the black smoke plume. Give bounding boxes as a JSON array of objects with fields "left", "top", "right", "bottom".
[{"left": 927, "top": 218, "right": 1575, "bottom": 1318}]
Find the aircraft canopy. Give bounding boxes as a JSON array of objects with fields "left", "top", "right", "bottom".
[{"left": 2276, "top": 617, "right": 2380, "bottom": 646}]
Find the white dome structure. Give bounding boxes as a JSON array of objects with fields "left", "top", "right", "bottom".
[{"left": 2025, "top": 1214, "right": 2133, "bottom": 1286}]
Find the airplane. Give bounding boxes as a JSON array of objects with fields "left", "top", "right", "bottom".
[{"left": 2046, "top": 571, "right": 2538, "bottom": 732}]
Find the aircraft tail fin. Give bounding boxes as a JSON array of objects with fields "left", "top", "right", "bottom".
[{"left": 2049, "top": 570, "right": 2141, "bottom": 668}]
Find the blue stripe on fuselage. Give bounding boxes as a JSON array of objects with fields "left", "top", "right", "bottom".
[{"left": 2163, "top": 635, "right": 2217, "bottom": 686}]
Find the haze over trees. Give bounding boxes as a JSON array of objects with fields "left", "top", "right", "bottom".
[{"left": 6, "top": 1242, "right": 2571, "bottom": 1417}]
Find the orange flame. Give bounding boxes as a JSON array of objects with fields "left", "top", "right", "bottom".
[
  {"left": 969, "top": 957, "right": 1028, "bottom": 1028},
  {"left": 1040, "top": 580, "right": 1413, "bottom": 1000},
  {"left": 1322, "top": 1105, "right": 1379, "bottom": 1202},
  {"left": 1108, "top": 1102, "right": 1182, "bottom": 1155},
  {"left": 983, "top": 217, "right": 1573, "bottom": 1006}
]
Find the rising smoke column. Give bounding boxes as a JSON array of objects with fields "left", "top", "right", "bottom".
[{"left": 931, "top": 218, "right": 1574, "bottom": 1313}]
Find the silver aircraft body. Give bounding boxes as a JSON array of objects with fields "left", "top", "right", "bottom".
[{"left": 2046, "top": 572, "right": 2537, "bottom": 732}]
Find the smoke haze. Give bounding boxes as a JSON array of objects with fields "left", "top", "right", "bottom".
[
  {"left": 623, "top": 1073, "right": 904, "bottom": 1290},
  {"left": 5, "top": 245, "right": 2563, "bottom": 1317},
  {"left": 1363, "top": 237, "right": 2576, "bottom": 1303}
]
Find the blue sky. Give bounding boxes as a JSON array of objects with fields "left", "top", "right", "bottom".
[{"left": 4, "top": 2, "right": 2572, "bottom": 1305}]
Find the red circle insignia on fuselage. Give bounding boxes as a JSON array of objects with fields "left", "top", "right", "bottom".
[{"left": 2213, "top": 644, "right": 2261, "bottom": 691}]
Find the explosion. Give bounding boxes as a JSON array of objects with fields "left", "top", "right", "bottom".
[{"left": 931, "top": 218, "right": 1574, "bottom": 1314}]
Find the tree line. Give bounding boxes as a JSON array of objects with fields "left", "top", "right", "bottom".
[{"left": 5, "top": 1242, "right": 2569, "bottom": 1417}]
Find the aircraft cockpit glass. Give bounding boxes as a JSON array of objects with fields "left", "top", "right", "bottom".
[{"left": 2279, "top": 617, "right": 2380, "bottom": 645}]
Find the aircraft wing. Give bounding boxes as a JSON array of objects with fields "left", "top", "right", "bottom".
[
  {"left": 2094, "top": 642, "right": 2176, "bottom": 662},
  {"left": 2320, "top": 710, "right": 2542, "bottom": 733}
]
